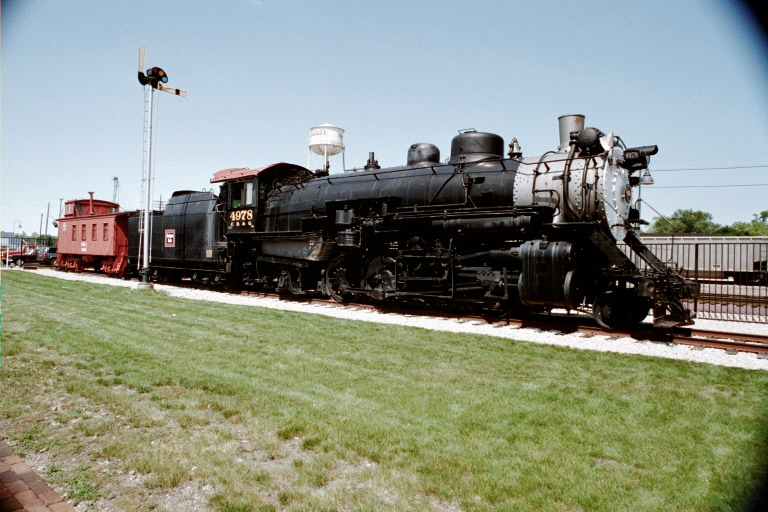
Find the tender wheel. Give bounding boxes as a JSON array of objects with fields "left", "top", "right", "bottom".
[
  {"left": 325, "top": 254, "right": 361, "bottom": 303},
  {"left": 593, "top": 290, "right": 633, "bottom": 330}
]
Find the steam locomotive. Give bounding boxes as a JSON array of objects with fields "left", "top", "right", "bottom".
[{"left": 57, "top": 114, "right": 699, "bottom": 329}]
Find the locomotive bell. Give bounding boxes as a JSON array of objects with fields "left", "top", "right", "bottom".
[
  {"left": 507, "top": 138, "right": 522, "bottom": 158},
  {"left": 640, "top": 169, "right": 654, "bottom": 185}
]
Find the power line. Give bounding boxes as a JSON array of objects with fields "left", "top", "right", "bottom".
[
  {"left": 653, "top": 164, "right": 768, "bottom": 172},
  {"left": 650, "top": 183, "right": 768, "bottom": 188}
]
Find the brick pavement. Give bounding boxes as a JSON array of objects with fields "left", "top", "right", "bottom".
[{"left": 0, "top": 440, "right": 74, "bottom": 512}]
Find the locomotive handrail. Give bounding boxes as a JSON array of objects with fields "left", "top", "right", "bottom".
[
  {"left": 562, "top": 144, "right": 577, "bottom": 215},
  {"left": 592, "top": 187, "right": 633, "bottom": 233},
  {"left": 624, "top": 231, "right": 689, "bottom": 278},
  {"left": 428, "top": 164, "right": 462, "bottom": 206},
  {"left": 394, "top": 205, "right": 554, "bottom": 217},
  {"left": 532, "top": 189, "right": 561, "bottom": 216}
]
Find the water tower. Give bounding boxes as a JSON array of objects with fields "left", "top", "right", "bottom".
[{"left": 308, "top": 124, "right": 345, "bottom": 175}]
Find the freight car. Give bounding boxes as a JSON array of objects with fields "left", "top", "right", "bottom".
[
  {"left": 58, "top": 114, "right": 699, "bottom": 330},
  {"left": 636, "top": 235, "right": 768, "bottom": 286}
]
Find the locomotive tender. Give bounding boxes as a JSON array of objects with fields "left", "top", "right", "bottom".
[{"left": 59, "top": 114, "right": 699, "bottom": 329}]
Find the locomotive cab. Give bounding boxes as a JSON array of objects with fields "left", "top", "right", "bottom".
[
  {"left": 211, "top": 163, "right": 314, "bottom": 235},
  {"left": 220, "top": 178, "right": 259, "bottom": 232},
  {"left": 213, "top": 170, "right": 261, "bottom": 234}
]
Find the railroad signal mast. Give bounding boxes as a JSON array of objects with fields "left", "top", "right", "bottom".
[{"left": 136, "top": 46, "right": 186, "bottom": 289}]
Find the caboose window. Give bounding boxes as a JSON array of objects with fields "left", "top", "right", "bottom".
[
  {"left": 92, "top": 224, "right": 97, "bottom": 241},
  {"left": 81, "top": 225, "right": 86, "bottom": 241},
  {"left": 72, "top": 225, "right": 77, "bottom": 241},
  {"left": 103, "top": 223, "right": 109, "bottom": 240}
]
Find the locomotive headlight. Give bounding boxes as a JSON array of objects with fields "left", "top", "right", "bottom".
[{"left": 621, "top": 145, "right": 658, "bottom": 173}]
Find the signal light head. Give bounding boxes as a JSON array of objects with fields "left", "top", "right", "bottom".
[{"left": 145, "top": 67, "right": 169, "bottom": 85}]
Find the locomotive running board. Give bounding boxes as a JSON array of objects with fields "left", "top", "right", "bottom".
[{"left": 623, "top": 231, "right": 678, "bottom": 276}]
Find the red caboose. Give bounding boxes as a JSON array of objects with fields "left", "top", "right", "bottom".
[{"left": 56, "top": 193, "right": 131, "bottom": 275}]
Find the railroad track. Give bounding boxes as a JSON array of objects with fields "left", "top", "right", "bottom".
[
  {"left": 673, "top": 328, "right": 768, "bottom": 355},
  {"left": 231, "top": 289, "right": 768, "bottom": 356},
  {"left": 697, "top": 292, "right": 768, "bottom": 307},
  {"left": 34, "top": 268, "right": 768, "bottom": 357},
  {"left": 495, "top": 317, "right": 768, "bottom": 355}
]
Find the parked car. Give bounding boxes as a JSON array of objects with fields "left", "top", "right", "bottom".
[
  {"left": 2, "top": 245, "right": 37, "bottom": 267},
  {"left": 37, "top": 246, "right": 58, "bottom": 266}
]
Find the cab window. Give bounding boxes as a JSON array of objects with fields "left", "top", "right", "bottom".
[
  {"left": 230, "top": 183, "right": 243, "bottom": 208},
  {"left": 245, "top": 182, "right": 254, "bottom": 206}
]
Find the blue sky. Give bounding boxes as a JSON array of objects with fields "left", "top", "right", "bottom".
[{"left": 2, "top": 0, "right": 767, "bottom": 236}]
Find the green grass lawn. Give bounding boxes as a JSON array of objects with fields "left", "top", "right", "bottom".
[{"left": 2, "top": 270, "right": 768, "bottom": 511}]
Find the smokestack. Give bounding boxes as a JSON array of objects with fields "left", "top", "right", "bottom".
[{"left": 557, "top": 114, "right": 585, "bottom": 152}]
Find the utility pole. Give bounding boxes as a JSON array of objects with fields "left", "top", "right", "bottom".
[
  {"left": 45, "top": 203, "right": 51, "bottom": 238},
  {"left": 136, "top": 46, "right": 186, "bottom": 289}
]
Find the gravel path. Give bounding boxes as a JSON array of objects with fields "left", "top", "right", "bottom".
[{"left": 19, "top": 268, "right": 768, "bottom": 371}]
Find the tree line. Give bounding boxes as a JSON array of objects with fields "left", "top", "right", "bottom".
[{"left": 648, "top": 210, "right": 768, "bottom": 235}]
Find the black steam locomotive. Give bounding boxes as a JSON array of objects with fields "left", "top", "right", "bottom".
[{"left": 124, "top": 114, "right": 698, "bottom": 329}]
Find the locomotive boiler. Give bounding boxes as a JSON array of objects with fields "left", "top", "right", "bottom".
[{"left": 210, "top": 114, "right": 698, "bottom": 329}]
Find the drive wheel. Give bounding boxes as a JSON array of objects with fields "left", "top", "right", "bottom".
[
  {"left": 631, "top": 298, "right": 653, "bottom": 325},
  {"left": 593, "top": 290, "right": 633, "bottom": 330},
  {"left": 325, "top": 254, "right": 361, "bottom": 303}
]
